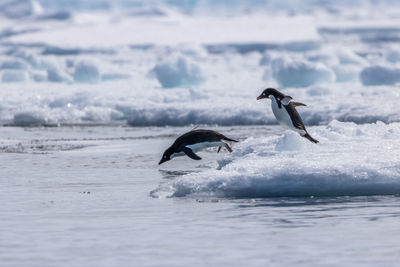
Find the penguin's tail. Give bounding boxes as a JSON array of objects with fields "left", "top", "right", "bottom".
[
  {"left": 302, "top": 132, "right": 319, "bottom": 144},
  {"left": 222, "top": 136, "right": 239, "bottom": 143}
]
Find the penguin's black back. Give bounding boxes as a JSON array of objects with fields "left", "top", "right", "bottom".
[{"left": 173, "top": 129, "right": 227, "bottom": 149}]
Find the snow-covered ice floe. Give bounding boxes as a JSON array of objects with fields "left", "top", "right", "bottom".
[{"left": 167, "top": 121, "right": 400, "bottom": 198}]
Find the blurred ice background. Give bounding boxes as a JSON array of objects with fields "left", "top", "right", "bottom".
[
  {"left": 2, "top": 2, "right": 400, "bottom": 266},
  {"left": 1, "top": 0, "right": 400, "bottom": 127}
]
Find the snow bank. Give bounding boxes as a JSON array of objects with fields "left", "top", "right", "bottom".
[
  {"left": 334, "top": 47, "right": 366, "bottom": 65},
  {"left": 332, "top": 65, "right": 360, "bottom": 82},
  {"left": 5, "top": 15, "right": 319, "bottom": 48},
  {"left": 386, "top": 50, "right": 400, "bottom": 63},
  {"left": 73, "top": 61, "right": 100, "bottom": 83},
  {"left": 259, "top": 52, "right": 273, "bottom": 66},
  {"left": 126, "top": 107, "right": 266, "bottom": 126},
  {"left": 271, "top": 58, "right": 335, "bottom": 87},
  {"left": 10, "top": 50, "right": 41, "bottom": 68},
  {"left": 151, "top": 56, "right": 205, "bottom": 88},
  {"left": 32, "top": 72, "right": 46, "bottom": 82},
  {"left": 37, "top": 10, "right": 72, "bottom": 21},
  {"left": 45, "top": 61, "right": 71, "bottom": 83},
  {"left": 0, "top": 0, "right": 43, "bottom": 19},
  {"left": 170, "top": 121, "right": 400, "bottom": 198},
  {"left": 1, "top": 70, "right": 29, "bottom": 82},
  {"left": 1, "top": 3, "right": 400, "bottom": 125},
  {"left": 360, "top": 66, "right": 400, "bottom": 86},
  {"left": 13, "top": 111, "right": 47, "bottom": 126},
  {"left": 0, "top": 58, "right": 30, "bottom": 70}
]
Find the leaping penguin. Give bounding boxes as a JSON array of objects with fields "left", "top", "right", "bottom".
[
  {"left": 159, "top": 129, "right": 238, "bottom": 165},
  {"left": 257, "top": 88, "right": 319, "bottom": 143}
]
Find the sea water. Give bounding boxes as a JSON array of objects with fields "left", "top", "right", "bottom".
[{"left": 1, "top": 125, "right": 399, "bottom": 266}]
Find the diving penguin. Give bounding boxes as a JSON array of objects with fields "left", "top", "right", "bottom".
[
  {"left": 257, "top": 88, "right": 319, "bottom": 143},
  {"left": 159, "top": 129, "right": 238, "bottom": 165}
]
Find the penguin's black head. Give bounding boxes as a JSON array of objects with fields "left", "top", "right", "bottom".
[
  {"left": 257, "top": 88, "right": 284, "bottom": 100},
  {"left": 159, "top": 147, "right": 174, "bottom": 165}
]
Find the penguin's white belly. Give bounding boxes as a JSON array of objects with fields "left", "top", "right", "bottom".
[
  {"left": 172, "top": 142, "right": 224, "bottom": 158},
  {"left": 270, "top": 98, "right": 305, "bottom": 134}
]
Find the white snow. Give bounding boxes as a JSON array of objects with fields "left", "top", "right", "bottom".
[
  {"left": 47, "top": 67, "right": 71, "bottom": 82},
  {"left": 13, "top": 110, "right": 48, "bottom": 126},
  {"left": 360, "top": 66, "right": 400, "bottom": 86},
  {"left": 271, "top": 57, "right": 335, "bottom": 88},
  {"left": 5, "top": 15, "right": 320, "bottom": 48},
  {"left": 0, "top": 0, "right": 43, "bottom": 19},
  {"left": 171, "top": 121, "right": 400, "bottom": 198},
  {"left": 0, "top": 0, "right": 398, "bottom": 126},
  {"left": 332, "top": 65, "right": 360, "bottom": 82},
  {"left": 151, "top": 56, "right": 205, "bottom": 88},
  {"left": 0, "top": 58, "right": 30, "bottom": 70},
  {"left": 73, "top": 60, "right": 101, "bottom": 83},
  {"left": 1, "top": 70, "right": 29, "bottom": 82}
]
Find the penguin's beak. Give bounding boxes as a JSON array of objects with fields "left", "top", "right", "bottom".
[
  {"left": 257, "top": 94, "right": 266, "bottom": 100},
  {"left": 159, "top": 157, "right": 168, "bottom": 165}
]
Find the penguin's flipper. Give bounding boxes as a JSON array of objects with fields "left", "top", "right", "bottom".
[
  {"left": 182, "top": 147, "right": 202, "bottom": 160},
  {"left": 217, "top": 146, "right": 222, "bottom": 153},
  {"left": 281, "top": 96, "right": 293, "bottom": 106},
  {"left": 293, "top": 102, "right": 307, "bottom": 107},
  {"left": 225, "top": 143, "right": 233, "bottom": 153},
  {"left": 221, "top": 136, "right": 239, "bottom": 142}
]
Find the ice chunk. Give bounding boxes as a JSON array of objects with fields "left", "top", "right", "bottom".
[
  {"left": 307, "top": 51, "right": 338, "bottom": 65},
  {"left": 271, "top": 58, "right": 335, "bottom": 88},
  {"left": 37, "top": 11, "right": 72, "bottom": 21},
  {"left": 0, "top": 0, "right": 43, "bottom": 19},
  {"left": 0, "top": 59, "right": 30, "bottom": 70},
  {"left": 275, "top": 131, "right": 306, "bottom": 151},
  {"left": 170, "top": 121, "right": 400, "bottom": 198},
  {"left": 32, "top": 72, "right": 46, "bottom": 82},
  {"left": 282, "top": 40, "right": 321, "bottom": 51},
  {"left": 1, "top": 70, "right": 29, "bottom": 82},
  {"left": 334, "top": 47, "right": 366, "bottom": 65},
  {"left": 259, "top": 52, "right": 273, "bottom": 66},
  {"left": 386, "top": 50, "right": 400, "bottom": 63},
  {"left": 47, "top": 67, "right": 71, "bottom": 83},
  {"left": 360, "top": 66, "right": 400, "bottom": 86},
  {"left": 332, "top": 65, "right": 360, "bottom": 82},
  {"left": 127, "top": 7, "right": 168, "bottom": 17},
  {"left": 126, "top": 107, "right": 266, "bottom": 126},
  {"left": 101, "top": 73, "right": 131, "bottom": 81},
  {"left": 306, "top": 86, "right": 331, "bottom": 96},
  {"left": 151, "top": 56, "right": 205, "bottom": 88},
  {"left": 73, "top": 61, "right": 100, "bottom": 83},
  {"left": 13, "top": 111, "right": 47, "bottom": 126},
  {"left": 11, "top": 50, "right": 41, "bottom": 68}
]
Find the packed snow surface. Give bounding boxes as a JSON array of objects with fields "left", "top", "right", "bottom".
[{"left": 169, "top": 121, "right": 400, "bottom": 198}]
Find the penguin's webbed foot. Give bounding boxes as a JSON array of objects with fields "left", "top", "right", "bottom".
[{"left": 225, "top": 143, "right": 233, "bottom": 153}]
